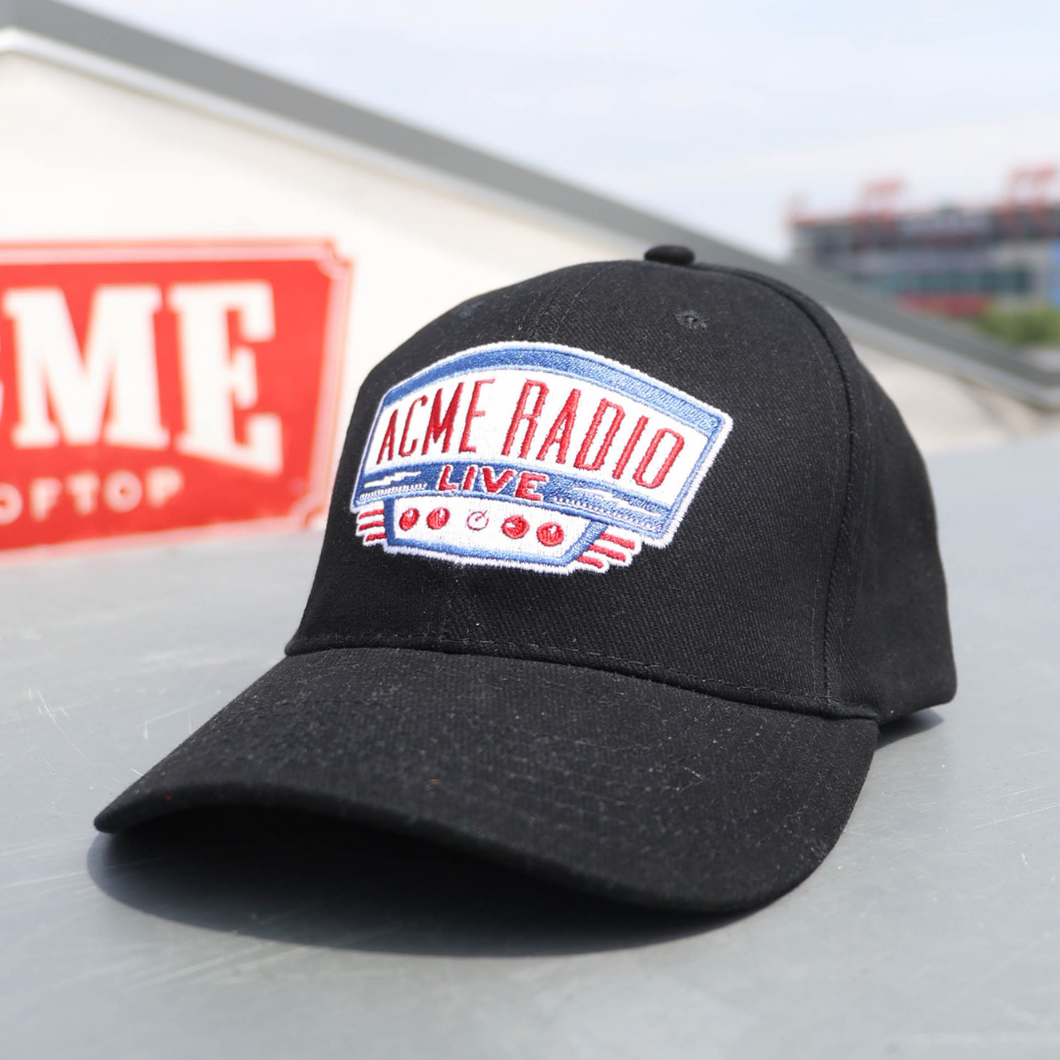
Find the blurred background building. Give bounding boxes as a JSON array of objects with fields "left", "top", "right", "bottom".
[
  {"left": 789, "top": 171, "right": 1060, "bottom": 449},
  {"left": 791, "top": 169, "right": 1060, "bottom": 331}
]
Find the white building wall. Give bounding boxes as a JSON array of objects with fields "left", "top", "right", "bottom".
[
  {"left": 2, "top": 47, "right": 1051, "bottom": 463},
  {"left": 0, "top": 50, "right": 632, "bottom": 449}
]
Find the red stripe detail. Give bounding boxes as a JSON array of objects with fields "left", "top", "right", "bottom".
[
  {"left": 576, "top": 555, "right": 605, "bottom": 569},
  {"left": 599, "top": 532, "right": 636, "bottom": 550},
  {"left": 365, "top": 532, "right": 387, "bottom": 542},
  {"left": 358, "top": 520, "right": 385, "bottom": 530},
  {"left": 589, "top": 543, "right": 626, "bottom": 562},
  {"left": 361, "top": 507, "right": 384, "bottom": 517}
]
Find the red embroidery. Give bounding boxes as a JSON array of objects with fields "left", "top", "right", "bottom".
[
  {"left": 588, "top": 543, "right": 626, "bottom": 562},
  {"left": 515, "top": 471, "right": 547, "bottom": 501},
  {"left": 611, "top": 414, "right": 647, "bottom": 479},
  {"left": 535, "top": 387, "right": 581, "bottom": 463},
  {"left": 461, "top": 465, "right": 477, "bottom": 490},
  {"left": 398, "top": 396, "right": 427, "bottom": 457},
  {"left": 481, "top": 466, "right": 515, "bottom": 493},
  {"left": 502, "top": 514, "right": 529, "bottom": 539},
  {"left": 376, "top": 410, "right": 399, "bottom": 464},
  {"left": 634, "top": 428, "right": 685, "bottom": 489},
  {"left": 502, "top": 379, "right": 549, "bottom": 458},
  {"left": 459, "top": 378, "right": 494, "bottom": 453},
  {"left": 574, "top": 399, "right": 625, "bottom": 471},
  {"left": 422, "top": 383, "right": 464, "bottom": 454},
  {"left": 436, "top": 465, "right": 459, "bottom": 492},
  {"left": 537, "top": 522, "right": 564, "bottom": 547},
  {"left": 399, "top": 508, "right": 419, "bottom": 531},
  {"left": 426, "top": 507, "right": 450, "bottom": 529}
]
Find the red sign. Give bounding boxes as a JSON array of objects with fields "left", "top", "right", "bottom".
[
  {"left": 0, "top": 241, "right": 351, "bottom": 554},
  {"left": 899, "top": 293, "right": 990, "bottom": 319}
]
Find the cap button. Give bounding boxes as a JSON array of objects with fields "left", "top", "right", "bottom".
[{"left": 644, "top": 245, "right": 695, "bottom": 266}]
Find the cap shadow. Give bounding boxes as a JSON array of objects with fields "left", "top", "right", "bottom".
[
  {"left": 87, "top": 807, "right": 729, "bottom": 957},
  {"left": 875, "top": 708, "right": 943, "bottom": 750}
]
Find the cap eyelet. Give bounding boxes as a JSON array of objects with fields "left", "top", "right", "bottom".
[{"left": 676, "top": 308, "right": 708, "bottom": 330}]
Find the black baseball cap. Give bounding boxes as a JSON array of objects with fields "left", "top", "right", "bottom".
[{"left": 95, "top": 250, "right": 957, "bottom": 912}]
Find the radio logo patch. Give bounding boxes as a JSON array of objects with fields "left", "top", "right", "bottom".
[{"left": 351, "top": 342, "right": 732, "bottom": 574}]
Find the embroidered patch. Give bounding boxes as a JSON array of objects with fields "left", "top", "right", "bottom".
[{"left": 351, "top": 342, "right": 732, "bottom": 574}]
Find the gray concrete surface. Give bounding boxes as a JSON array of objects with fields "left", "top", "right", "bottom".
[{"left": 2, "top": 434, "right": 1059, "bottom": 1059}]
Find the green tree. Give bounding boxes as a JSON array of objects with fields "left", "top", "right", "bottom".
[{"left": 977, "top": 305, "right": 1060, "bottom": 346}]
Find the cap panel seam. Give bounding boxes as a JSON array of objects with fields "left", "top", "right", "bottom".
[
  {"left": 285, "top": 635, "right": 877, "bottom": 721},
  {"left": 438, "top": 262, "right": 632, "bottom": 644},
  {"left": 511, "top": 265, "right": 584, "bottom": 338},
  {"left": 691, "top": 265, "right": 866, "bottom": 712},
  {"left": 439, "top": 269, "right": 580, "bottom": 642},
  {"left": 550, "top": 260, "right": 625, "bottom": 330}
]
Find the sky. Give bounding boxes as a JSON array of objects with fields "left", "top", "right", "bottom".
[{"left": 80, "top": 0, "right": 1060, "bottom": 259}]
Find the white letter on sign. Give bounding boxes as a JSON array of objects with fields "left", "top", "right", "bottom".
[
  {"left": 169, "top": 283, "right": 282, "bottom": 475},
  {"left": 4, "top": 286, "right": 168, "bottom": 449}
]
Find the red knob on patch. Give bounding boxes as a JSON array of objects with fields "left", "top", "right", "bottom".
[
  {"left": 502, "top": 514, "right": 529, "bottom": 540},
  {"left": 536, "top": 522, "right": 564, "bottom": 547},
  {"left": 399, "top": 507, "right": 419, "bottom": 531},
  {"left": 426, "top": 507, "right": 450, "bottom": 530}
]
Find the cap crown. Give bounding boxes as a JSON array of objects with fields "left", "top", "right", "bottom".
[{"left": 289, "top": 262, "right": 956, "bottom": 723}]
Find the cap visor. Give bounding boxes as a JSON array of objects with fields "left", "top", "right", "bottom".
[{"left": 95, "top": 648, "right": 877, "bottom": 912}]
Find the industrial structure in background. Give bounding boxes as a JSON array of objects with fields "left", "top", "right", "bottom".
[{"left": 790, "top": 168, "right": 1060, "bottom": 320}]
